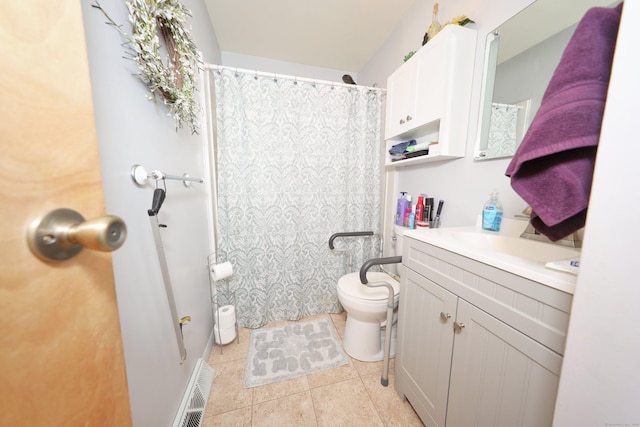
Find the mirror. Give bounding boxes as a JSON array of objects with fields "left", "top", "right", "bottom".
[{"left": 474, "top": 0, "right": 618, "bottom": 160}]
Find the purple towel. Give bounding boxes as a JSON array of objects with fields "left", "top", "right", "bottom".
[{"left": 505, "top": 3, "right": 623, "bottom": 241}]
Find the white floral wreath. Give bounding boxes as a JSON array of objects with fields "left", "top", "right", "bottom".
[{"left": 94, "top": 0, "right": 201, "bottom": 134}]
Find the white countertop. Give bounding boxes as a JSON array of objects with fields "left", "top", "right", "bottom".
[{"left": 401, "top": 218, "right": 580, "bottom": 295}]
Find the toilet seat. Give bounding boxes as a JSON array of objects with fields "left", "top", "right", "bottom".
[{"left": 337, "top": 272, "right": 399, "bottom": 301}]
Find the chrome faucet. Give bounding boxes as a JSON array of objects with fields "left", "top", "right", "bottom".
[{"left": 518, "top": 207, "right": 582, "bottom": 248}]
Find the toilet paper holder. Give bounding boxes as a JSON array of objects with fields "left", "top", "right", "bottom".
[
  {"left": 210, "top": 261, "right": 234, "bottom": 281},
  {"left": 207, "top": 253, "right": 239, "bottom": 347}
]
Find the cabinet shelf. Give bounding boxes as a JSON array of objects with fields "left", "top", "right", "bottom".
[{"left": 386, "top": 143, "right": 461, "bottom": 167}]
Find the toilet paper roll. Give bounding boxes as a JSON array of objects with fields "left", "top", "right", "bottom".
[
  {"left": 215, "top": 305, "right": 236, "bottom": 329},
  {"left": 210, "top": 261, "right": 233, "bottom": 281},
  {"left": 214, "top": 325, "right": 237, "bottom": 345},
  {"left": 214, "top": 305, "right": 237, "bottom": 345}
]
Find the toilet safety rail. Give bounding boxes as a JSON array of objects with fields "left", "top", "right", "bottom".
[
  {"left": 360, "top": 256, "right": 403, "bottom": 387},
  {"left": 328, "top": 231, "right": 382, "bottom": 268}
]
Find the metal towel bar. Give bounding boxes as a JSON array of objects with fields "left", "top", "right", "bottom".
[{"left": 130, "top": 164, "right": 204, "bottom": 188}]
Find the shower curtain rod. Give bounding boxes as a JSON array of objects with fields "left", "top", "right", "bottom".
[
  {"left": 204, "top": 63, "right": 386, "bottom": 93},
  {"left": 492, "top": 102, "right": 523, "bottom": 109}
]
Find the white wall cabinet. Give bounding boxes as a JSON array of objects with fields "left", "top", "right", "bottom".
[
  {"left": 385, "top": 25, "right": 477, "bottom": 166},
  {"left": 395, "top": 236, "right": 571, "bottom": 426}
]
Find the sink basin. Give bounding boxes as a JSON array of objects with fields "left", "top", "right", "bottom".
[
  {"left": 449, "top": 231, "right": 581, "bottom": 263},
  {"left": 403, "top": 218, "right": 581, "bottom": 293}
]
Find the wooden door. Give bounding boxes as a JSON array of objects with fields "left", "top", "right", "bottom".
[{"left": 0, "top": 1, "right": 132, "bottom": 425}]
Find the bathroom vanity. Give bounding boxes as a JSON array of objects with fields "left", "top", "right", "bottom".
[{"left": 395, "top": 221, "right": 579, "bottom": 426}]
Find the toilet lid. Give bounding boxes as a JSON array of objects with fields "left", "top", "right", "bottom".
[{"left": 338, "top": 272, "right": 399, "bottom": 301}]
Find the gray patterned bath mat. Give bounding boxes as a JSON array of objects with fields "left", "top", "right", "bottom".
[{"left": 244, "top": 317, "right": 349, "bottom": 388}]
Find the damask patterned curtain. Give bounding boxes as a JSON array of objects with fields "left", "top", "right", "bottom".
[
  {"left": 212, "top": 67, "right": 384, "bottom": 328},
  {"left": 486, "top": 102, "right": 519, "bottom": 158}
]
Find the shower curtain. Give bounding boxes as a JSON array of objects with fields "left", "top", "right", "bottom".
[
  {"left": 486, "top": 102, "right": 519, "bottom": 158},
  {"left": 211, "top": 67, "right": 384, "bottom": 328}
]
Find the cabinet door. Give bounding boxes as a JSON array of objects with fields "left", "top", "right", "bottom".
[
  {"left": 446, "top": 300, "right": 563, "bottom": 427},
  {"left": 414, "top": 31, "right": 447, "bottom": 128},
  {"left": 385, "top": 59, "right": 418, "bottom": 139},
  {"left": 395, "top": 268, "right": 458, "bottom": 427}
]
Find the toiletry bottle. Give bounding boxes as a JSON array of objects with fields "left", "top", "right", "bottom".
[
  {"left": 403, "top": 195, "right": 413, "bottom": 226},
  {"left": 416, "top": 196, "right": 425, "bottom": 222},
  {"left": 408, "top": 209, "right": 416, "bottom": 229},
  {"left": 396, "top": 192, "right": 408, "bottom": 225},
  {"left": 482, "top": 191, "right": 503, "bottom": 232},
  {"left": 426, "top": 198, "right": 434, "bottom": 223}
]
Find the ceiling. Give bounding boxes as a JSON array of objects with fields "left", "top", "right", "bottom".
[{"left": 203, "top": 0, "right": 419, "bottom": 72}]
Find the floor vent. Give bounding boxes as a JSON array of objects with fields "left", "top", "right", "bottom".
[{"left": 173, "top": 359, "right": 216, "bottom": 427}]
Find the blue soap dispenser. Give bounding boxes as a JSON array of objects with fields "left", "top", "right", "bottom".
[{"left": 482, "top": 191, "right": 503, "bottom": 232}]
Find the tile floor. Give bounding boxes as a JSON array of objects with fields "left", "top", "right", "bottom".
[{"left": 203, "top": 312, "right": 424, "bottom": 426}]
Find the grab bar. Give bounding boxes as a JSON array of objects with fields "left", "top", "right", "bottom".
[
  {"left": 328, "top": 231, "right": 380, "bottom": 268},
  {"left": 359, "top": 256, "right": 402, "bottom": 387},
  {"left": 328, "top": 231, "right": 374, "bottom": 250},
  {"left": 359, "top": 256, "right": 402, "bottom": 285}
]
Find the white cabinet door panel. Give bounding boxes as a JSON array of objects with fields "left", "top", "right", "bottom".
[
  {"left": 385, "top": 60, "right": 418, "bottom": 139},
  {"left": 396, "top": 268, "right": 458, "bottom": 427},
  {"left": 415, "top": 33, "right": 447, "bottom": 127},
  {"left": 446, "top": 300, "right": 562, "bottom": 427}
]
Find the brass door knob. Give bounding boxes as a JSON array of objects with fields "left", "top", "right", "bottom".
[{"left": 27, "top": 208, "right": 127, "bottom": 261}]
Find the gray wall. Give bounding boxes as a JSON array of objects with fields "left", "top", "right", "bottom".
[
  {"left": 221, "top": 51, "right": 358, "bottom": 83},
  {"left": 81, "top": 1, "right": 220, "bottom": 425}
]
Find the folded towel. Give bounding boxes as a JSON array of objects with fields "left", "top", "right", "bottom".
[
  {"left": 388, "top": 139, "right": 416, "bottom": 155},
  {"left": 505, "top": 3, "right": 623, "bottom": 241},
  {"left": 406, "top": 141, "right": 432, "bottom": 152}
]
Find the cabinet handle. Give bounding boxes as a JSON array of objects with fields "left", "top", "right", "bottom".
[
  {"left": 440, "top": 312, "right": 451, "bottom": 322},
  {"left": 454, "top": 322, "right": 466, "bottom": 333},
  {"left": 399, "top": 118, "right": 405, "bottom": 125},
  {"left": 406, "top": 115, "right": 412, "bottom": 121}
]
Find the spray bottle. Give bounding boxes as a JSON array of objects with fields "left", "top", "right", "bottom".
[
  {"left": 396, "top": 192, "right": 408, "bottom": 226},
  {"left": 416, "top": 195, "right": 425, "bottom": 222}
]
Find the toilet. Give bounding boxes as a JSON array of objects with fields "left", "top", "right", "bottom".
[{"left": 336, "top": 226, "right": 404, "bottom": 362}]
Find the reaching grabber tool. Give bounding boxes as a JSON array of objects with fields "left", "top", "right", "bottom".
[{"left": 147, "top": 181, "right": 188, "bottom": 362}]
